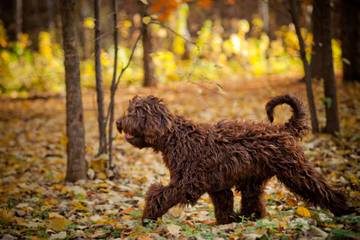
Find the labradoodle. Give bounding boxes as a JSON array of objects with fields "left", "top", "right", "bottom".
[{"left": 116, "top": 95, "right": 350, "bottom": 225}]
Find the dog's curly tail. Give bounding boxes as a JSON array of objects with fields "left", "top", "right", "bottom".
[{"left": 266, "top": 95, "right": 308, "bottom": 138}]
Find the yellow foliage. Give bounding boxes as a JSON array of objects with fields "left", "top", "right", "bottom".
[
  {"left": 0, "top": 18, "right": 343, "bottom": 95},
  {"left": 0, "top": 208, "right": 14, "bottom": 224},
  {"left": 39, "top": 32, "right": 53, "bottom": 59},
  {"left": 173, "top": 36, "right": 185, "bottom": 55},
  {"left": 0, "top": 23, "right": 7, "bottom": 48},
  {"left": 83, "top": 17, "right": 95, "bottom": 29},
  {"left": 296, "top": 206, "right": 311, "bottom": 217},
  {"left": 47, "top": 214, "right": 72, "bottom": 231},
  {"left": 238, "top": 19, "right": 250, "bottom": 35}
]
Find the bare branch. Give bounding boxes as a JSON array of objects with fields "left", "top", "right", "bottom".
[
  {"left": 105, "top": 32, "right": 142, "bottom": 127},
  {"left": 150, "top": 19, "right": 197, "bottom": 47},
  {"left": 115, "top": 32, "right": 142, "bottom": 88}
]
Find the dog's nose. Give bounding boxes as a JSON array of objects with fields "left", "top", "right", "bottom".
[{"left": 116, "top": 118, "right": 123, "bottom": 132}]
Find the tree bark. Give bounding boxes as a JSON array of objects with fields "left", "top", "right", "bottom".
[
  {"left": 108, "top": 0, "right": 119, "bottom": 169},
  {"left": 313, "top": 0, "right": 340, "bottom": 133},
  {"left": 94, "top": 0, "right": 107, "bottom": 155},
  {"left": 15, "top": 0, "right": 22, "bottom": 40},
  {"left": 341, "top": 0, "right": 360, "bottom": 82},
  {"left": 78, "top": 0, "right": 90, "bottom": 59},
  {"left": 289, "top": 0, "right": 319, "bottom": 133},
  {"left": 46, "top": 0, "right": 54, "bottom": 29},
  {"left": 0, "top": 1, "right": 16, "bottom": 41},
  {"left": 141, "top": 4, "right": 156, "bottom": 87},
  {"left": 259, "top": 0, "right": 270, "bottom": 34},
  {"left": 310, "top": 0, "right": 323, "bottom": 81},
  {"left": 61, "top": 0, "right": 87, "bottom": 182}
]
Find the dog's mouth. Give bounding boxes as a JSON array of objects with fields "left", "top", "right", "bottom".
[
  {"left": 125, "top": 132, "right": 143, "bottom": 141},
  {"left": 125, "top": 133, "right": 135, "bottom": 140}
]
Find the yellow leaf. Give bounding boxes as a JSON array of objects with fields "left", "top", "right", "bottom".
[
  {"left": 97, "top": 172, "right": 107, "bottom": 180},
  {"left": 0, "top": 208, "right": 14, "bottom": 224},
  {"left": 95, "top": 182, "right": 109, "bottom": 189},
  {"left": 91, "top": 158, "right": 106, "bottom": 171},
  {"left": 167, "top": 223, "right": 181, "bottom": 237},
  {"left": 83, "top": 17, "right": 95, "bottom": 29},
  {"left": 169, "top": 206, "right": 183, "bottom": 218},
  {"left": 121, "top": 215, "right": 133, "bottom": 221},
  {"left": 137, "top": 235, "right": 152, "bottom": 240},
  {"left": 48, "top": 214, "right": 72, "bottom": 231},
  {"left": 142, "top": 16, "right": 152, "bottom": 25},
  {"left": 296, "top": 206, "right": 311, "bottom": 217},
  {"left": 60, "top": 134, "right": 68, "bottom": 147},
  {"left": 72, "top": 201, "right": 88, "bottom": 212},
  {"left": 49, "top": 212, "right": 64, "bottom": 219}
]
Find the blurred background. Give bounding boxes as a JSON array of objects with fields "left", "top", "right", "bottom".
[
  {"left": 0, "top": 0, "right": 357, "bottom": 96},
  {"left": 1, "top": 1, "right": 360, "bottom": 238}
]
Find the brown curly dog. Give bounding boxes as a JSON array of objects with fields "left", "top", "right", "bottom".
[{"left": 116, "top": 95, "right": 350, "bottom": 225}]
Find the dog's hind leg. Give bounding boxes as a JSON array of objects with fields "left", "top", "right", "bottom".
[
  {"left": 238, "top": 177, "right": 268, "bottom": 220},
  {"left": 209, "top": 189, "right": 238, "bottom": 224},
  {"left": 274, "top": 153, "right": 351, "bottom": 216}
]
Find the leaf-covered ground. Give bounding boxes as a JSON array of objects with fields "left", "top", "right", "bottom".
[{"left": 0, "top": 78, "right": 359, "bottom": 239}]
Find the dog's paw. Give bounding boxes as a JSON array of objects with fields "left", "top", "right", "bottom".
[{"left": 141, "top": 217, "right": 157, "bottom": 226}]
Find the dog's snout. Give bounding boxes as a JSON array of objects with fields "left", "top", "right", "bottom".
[{"left": 116, "top": 118, "right": 123, "bottom": 132}]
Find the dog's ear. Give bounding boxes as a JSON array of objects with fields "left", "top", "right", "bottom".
[{"left": 143, "top": 97, "right": 173, "bottom": 145}]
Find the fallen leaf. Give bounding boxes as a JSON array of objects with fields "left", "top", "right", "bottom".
[
  {"left": 296, "top": 206, "right": 311, "bottom": 217},
  {"left": 0, "top": 209, "right": 14, "bottom": 224},
  {"left": 48, "top": 217, "right": 71, "bottom": 231},
  {"left": 50, "top": 231, "right": 67, "bottom": 240},
  {"left": 167, "top": 223, "right": 181, "bottom": 237}
]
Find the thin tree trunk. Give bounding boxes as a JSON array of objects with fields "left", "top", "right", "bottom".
[
  {"left": 54, "top": 0, "right": 62, "bottom": 44},
  {"left": 289, "top": 0, "right": 319, "bottom": 133},
  {"left": 78, "top": 0, "right": 87, "bottom": 59},
  {"left": 259, "top": 0, "right": 271, "bottom": 76},
  {"left": 341, "top": 0, "right": 360, "bottom": 82},
  {"left": 61, "top": 0, "right": 87, "bottom": 182},
  {"left": 141, "top": 4, "right": 156, "bottom": 87},
  {"left": 314, "top": 0, "right": 340, "bottom": 133},
  {"left": 259, "top": 0, "right": 270, "bottom": 34},
  {"left": 94, "top": 0, "right": 107, "bottom": 155},
  {"left": 15, "top": 0, "right": 22, "bottom": 40},
  {"left": 0, "top": 1, "right": 16, "bottom": 41},
  {"left": 310, "top": 0, "right": 323, "bottom": 80},
  {"left": 108, "top": 0, "right": 119, "bottom": 169},
  {"left": 46, "top": 0, "right": 54, "bottom": 29}
]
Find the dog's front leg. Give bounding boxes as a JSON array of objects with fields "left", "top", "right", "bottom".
[{"left": 142, "top": 183, "right": 185, "bottom": 225}]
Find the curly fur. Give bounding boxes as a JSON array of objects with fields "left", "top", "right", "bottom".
[{"left": 116, "top": 95, "right": 350, "bottom": 225}]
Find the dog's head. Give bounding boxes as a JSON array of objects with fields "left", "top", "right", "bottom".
[{"left": 116, "top": 95, "right": 173, "bottom": 148}]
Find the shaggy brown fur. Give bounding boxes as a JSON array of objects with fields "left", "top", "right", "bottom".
[{"left": 116, "top": 95, "right": 351, "bottom": 225}]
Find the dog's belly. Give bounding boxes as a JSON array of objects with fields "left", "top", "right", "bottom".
[
  {"left": 204, "top": 162, "right": 246, "bottom": 191},
  {"left": 203, "top": 153, "right": 272, "bottom": 192}
]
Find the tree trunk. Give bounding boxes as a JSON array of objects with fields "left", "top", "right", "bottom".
[
  {"left": 46, "top": 0, "right": 54, "bottom": 29},
  {"left": 313, "top": 0, "right": 340, "bottom": 133},
  {"left": 78, "top": 0, "right": 90, "bottom": 59},
  {"left": 15, "top": 0, "right": 22, "bottom": 40},
  {"left": 141, "top": 4, "right": 156, "bottom": 87},
  {"left": 288, "top": 0, "right": 319, "bottom": 133},
  {"left": 259, "top": 0, "right": 270, "bottom": 34},
  {"left": 310, "top": 0, "right": 323, "bottom": 80},
  {"left": 0, "top": 1, "right": 16, "bottom": 41},
  {"left": 108, "top": 0, "right": 119, "bottom": 169},
  {"left": 61, "top": 0, "right": 87, "bottom": 182},
  {"left": 341, "top": 0, "right": 360, "bottom": 82},
  {"left": 94, "top": 0, "right": 107, "bottom": 155}
]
